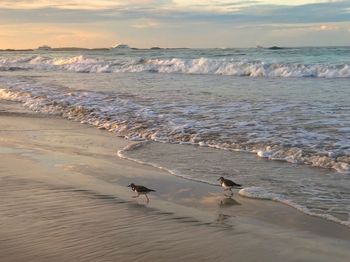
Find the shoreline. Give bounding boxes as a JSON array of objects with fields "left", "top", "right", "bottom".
[
  {"left": 118, "top": 140, "right": 350, "bottom": 230},
  {"left": 1, "top": 100, "right": 349, "bottom": 261}
]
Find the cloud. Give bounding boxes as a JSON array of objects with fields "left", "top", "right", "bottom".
[
  {"left": 318, "top": 24, "right": 340, "bottom": 30},
  {"left": 172, "top": 0, "right": 256, "bottom": 12},
  {"left": 132, "top": 19, "right": 159, "bottom": 28},
  {"left": 0, "top": 0, "right": 155, "bottom": 10},
  {"left": 0, "top": 1, "right": 349, "bottom": 25},
  {"left": 223, "top": 22, "right": 342, "bottom": 31},
  {"left": 1, "top": 0, "right": 350, "bottom": 48},
  {"left": 0, "top": 23, "right": 116, "bottom": 48},
  {"left": 172, "top": 0, "right": 342, "bottom": 13}
]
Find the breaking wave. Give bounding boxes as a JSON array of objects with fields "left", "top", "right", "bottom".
[{"left": 1, "top": 55, "right": 350, "bottom": 78}]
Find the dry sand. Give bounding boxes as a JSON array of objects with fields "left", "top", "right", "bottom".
[{"left": 0, "top": 100, "right": 349, "bottom": 262}]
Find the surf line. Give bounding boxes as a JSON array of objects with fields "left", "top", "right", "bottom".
[
  {"left": 117, "top": 141, "right": 179, "bottom": 177},
  {"left": 116, "top": 141, "right": 218, "bottom": 186}
]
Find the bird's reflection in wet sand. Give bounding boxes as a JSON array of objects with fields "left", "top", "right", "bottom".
[
  {"left": 219, "top": 197, "right": 241, "bottom": 208},
  {"left": 215, "top": 197, "right": 241, "bottom": 228},
  {"left": 216, "top": 213, "right": 232, "bottom": 225}
]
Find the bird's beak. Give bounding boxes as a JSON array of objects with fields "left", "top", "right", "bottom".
[
  {"left": 217, "top": 178, "right": 221, "bottom": 181},
  {"left": 127, "top": 184, "right": 131, "bottom": 187}
]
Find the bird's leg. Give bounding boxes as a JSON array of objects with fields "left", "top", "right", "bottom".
[
  {"left": 224, "top": 189, "right": 233, "bottom": 197},
  {"left": 132, "top": 193, "right": 140, "bottom": 198},
  {"left": 145, "top": 194, "right": 150, "bottom": 204}
]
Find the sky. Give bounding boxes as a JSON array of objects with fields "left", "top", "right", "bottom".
[{"left": 1, "top": 0, "right": 350, "bottom": 48}]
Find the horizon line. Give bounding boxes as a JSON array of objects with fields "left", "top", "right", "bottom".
[{"left": 1, "top": 45, "right": 350, "bottom": 51}]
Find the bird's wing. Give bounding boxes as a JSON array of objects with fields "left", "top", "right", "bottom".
[
  {"left": 226, "top": 179, "right": 241, "bottom": 187},
  {"left": 136, "top": 185, "right": 155, "bottom": 192}
]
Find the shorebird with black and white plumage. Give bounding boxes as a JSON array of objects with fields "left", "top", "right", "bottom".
[
  {"left": 128, "top": 183, "right": 155, "bottom": 203},
  {"left": 217, "top": 176, "right": 242, "bottom": 195}
]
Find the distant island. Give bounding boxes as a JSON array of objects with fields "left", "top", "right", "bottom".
[
  {"left": 0, "top": 46, "right": 110, "bottom": 52},
  {"left": 0, "top": 45, "right": 293, "bottom": 52},
  {"left": 267, "top": 46, "right": 285, "bottom": 50},
  {"left": 36, "top": 45, "right": 109, "bottom": 51},
  {"left": 0, "top": 49, "right": 34, "bottom": 52},
  {"left": 37, "top": 45, "right": 52, "bottom": 51},
  {"left": 111, "top": 44, "right": 130, "bottom": 49}
]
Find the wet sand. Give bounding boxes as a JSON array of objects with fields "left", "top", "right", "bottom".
[{"left": 0, "top": 100, "right": 349, "bottom": 262}]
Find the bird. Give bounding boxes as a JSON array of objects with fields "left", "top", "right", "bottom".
[
  {"left": 128, "top": 183, "right": 155, "bottom": 203},
  {"left": 217, "top": 176, "right": 242, "bottom": 194}
]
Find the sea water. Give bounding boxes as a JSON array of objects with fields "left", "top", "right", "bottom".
[{"left": 0, "top": 47, "right": 349, "bottom": 226}]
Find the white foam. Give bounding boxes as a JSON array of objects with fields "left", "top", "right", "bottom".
[
  {"left": 239, "top": 187, "right": 281, "bottom": 200},
  {"left": 1, "top": 80, "right": 349, "bottom": 175},
  {"left": 1, "top": 55, "right": 350, "bottom": 78},
  {"left": 256, "top": 150, "right": 272, "bottom": 158}
]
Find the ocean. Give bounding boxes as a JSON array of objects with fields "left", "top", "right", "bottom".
[{"left": 0, "top": 47, "right": 349, "bottom": 227}]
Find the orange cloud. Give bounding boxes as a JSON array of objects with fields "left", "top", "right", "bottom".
[
  {"left": 132, "top": 19, "right": 159, "bottom": 28},
  {"left": 318, "top": 24, "right": 339, "bottom": 31},
  {"left": 0, "top": 0, "right": 155, "bottom": 10},
  {"left": 0, "top": 23, "right": 116, "bottom": 49}
]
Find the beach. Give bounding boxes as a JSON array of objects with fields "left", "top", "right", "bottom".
[
  {"left": 2, "top": 0, "right": 350, "bottom": 260},
  {"left": 1, "top": 99, "right": 349, "bottom": 262}
]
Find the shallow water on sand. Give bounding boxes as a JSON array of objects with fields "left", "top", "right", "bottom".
[
  {"left": 0, "top": 173, "right": 348, "bottom": 262},
  {"left": 122, "top": 142, "right": 350, "bottom": 226}
]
